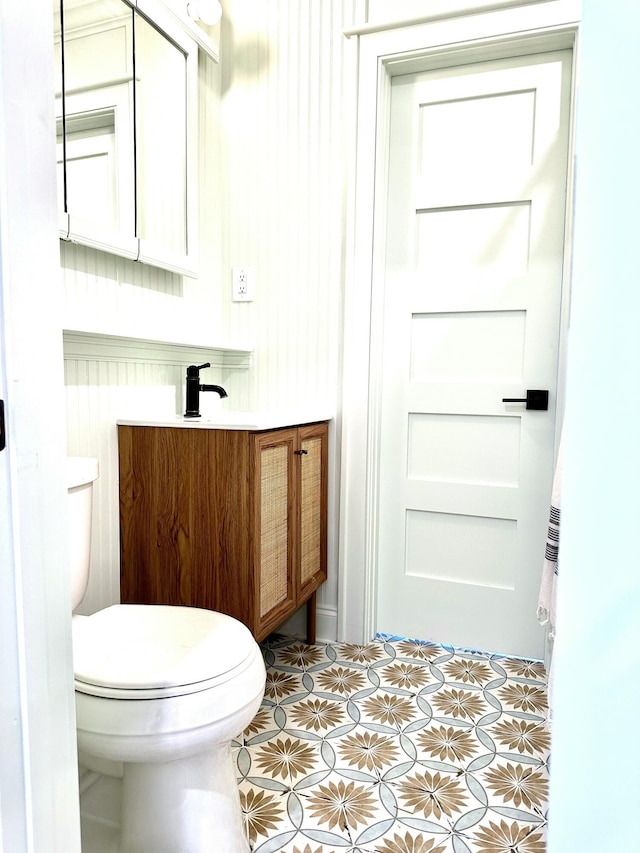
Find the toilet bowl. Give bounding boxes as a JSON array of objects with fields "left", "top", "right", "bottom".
[{"left": 67, "top": 458, "right": 266, "bottom": 853}]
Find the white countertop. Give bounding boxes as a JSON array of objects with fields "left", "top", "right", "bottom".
[{"left": 117, "top": 411, "right": 333, "bottom": 431}]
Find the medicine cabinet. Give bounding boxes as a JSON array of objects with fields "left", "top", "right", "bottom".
[{"left": 53, "top": 0, "right": 203, "bottom": 277}]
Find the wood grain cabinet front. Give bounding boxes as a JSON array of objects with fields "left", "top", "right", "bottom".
[{"left": 118, "top": 421, "right": 328, "bottom": 642}]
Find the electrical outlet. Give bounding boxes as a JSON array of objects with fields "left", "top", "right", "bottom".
[{"left": 232, "top": 266, "right": 254, "bottom": 302}]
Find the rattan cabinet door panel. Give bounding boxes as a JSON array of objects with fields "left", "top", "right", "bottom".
[
  {"left": 253, "top": 430, "right": 297, "bottom": 637},
  {"left": 299, "top": 422, "right": 328, "bottom": 600}
]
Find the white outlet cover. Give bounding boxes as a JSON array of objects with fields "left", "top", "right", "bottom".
[{"left": 232, "top": 266, "right": 254, "bottom": 301}]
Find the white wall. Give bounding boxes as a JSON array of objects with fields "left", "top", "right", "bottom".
[
  {"left": 547, "top": 0, "right": 640, "bottom": 848},
  {"left": 63, "top": 1, "right": 357, "bottom": 635},
  {"left": 0, "top": 0, "right": 81, "bottom": 848},
  {"left": 363, "top": 0, "right": 552, "bottom": 25},
  {"left": 219, "top": 0, "right": 351, "bottom": 413}
]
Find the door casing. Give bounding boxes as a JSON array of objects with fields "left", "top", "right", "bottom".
[{"left": 338, "top": 9, "right": 579, "bottom": 645}]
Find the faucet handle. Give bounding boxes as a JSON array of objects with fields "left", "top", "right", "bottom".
[{"left": 186, "top": 362, "right": 211, "bottom": 378}]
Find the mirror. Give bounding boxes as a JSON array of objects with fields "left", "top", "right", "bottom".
[
  {"left": 58, "top": 0, "right": 136, "bottom": 254},
  {"left": 54, "top": 0, "right": 198, "bottom": 276},
  {"left": 135, "top": 10, "right": 188, "bottom": 258}
]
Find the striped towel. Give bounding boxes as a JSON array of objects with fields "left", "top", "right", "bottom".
[{"left": 537, "top": 439, "right": 563, "bottom": 635}]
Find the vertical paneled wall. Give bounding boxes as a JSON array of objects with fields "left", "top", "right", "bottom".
[
  {"left": 220, "top": 0, "right": 353, "bottom": 413},
  {"left": 63, "top": 1, "right": 356, "bottom": 637}
]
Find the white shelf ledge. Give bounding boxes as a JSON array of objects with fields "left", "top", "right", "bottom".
[{"left": 63, "top": 329, "right": 253, "bottom": 369}]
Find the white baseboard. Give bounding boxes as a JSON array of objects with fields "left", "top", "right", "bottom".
[{"left": 277, "top": 604, "right": 338, "bottom": 644}]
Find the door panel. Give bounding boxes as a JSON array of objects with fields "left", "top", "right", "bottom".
[
  {"left": 405, "top": 509, "right": 517, "bottom": 586},
  {"left": 377, "top": 51, "right": 572, "bottom": 658}
]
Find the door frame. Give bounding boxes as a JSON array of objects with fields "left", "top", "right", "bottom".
[{"left": 338, "top": 5, "right": 580, "bottom": 644}]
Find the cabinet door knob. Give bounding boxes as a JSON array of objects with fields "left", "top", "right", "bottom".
[{"left": 294, "top": 449, "right": 308, "bottom": 455}]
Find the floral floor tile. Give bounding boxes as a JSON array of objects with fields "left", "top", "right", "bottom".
[{"left": 236, "top": 634, "right": 551, "bottom": 853}]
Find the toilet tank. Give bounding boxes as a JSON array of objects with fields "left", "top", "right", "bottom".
[{"left": 67, "top": 457, "right": 99, "bottom": 611}]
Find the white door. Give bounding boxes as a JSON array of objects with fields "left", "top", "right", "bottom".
[{"left": 377, "top": 50, "right": 572, "bottom": 659}]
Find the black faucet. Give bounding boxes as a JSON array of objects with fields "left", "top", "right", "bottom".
[{"left": 184, "top": 363, "right": 228, "bottom": 418}]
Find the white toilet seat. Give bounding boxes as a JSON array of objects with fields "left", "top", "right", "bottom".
[{"left": 73, "top": 604, "right": 257, "bottom": 699}]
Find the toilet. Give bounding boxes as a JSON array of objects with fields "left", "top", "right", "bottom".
[{"left": 67, "top": 457, "right": 266, "bottom": 853}]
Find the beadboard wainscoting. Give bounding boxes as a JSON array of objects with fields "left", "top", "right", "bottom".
[{"left": 64, "top": 332, "right": 252, "bottom": 616}]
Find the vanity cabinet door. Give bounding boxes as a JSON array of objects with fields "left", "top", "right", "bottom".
[
  {"left": 252, "top": 429, "right": 297, "bottom": 639},
  {"left": 298, "top": 422, "right": 328, "bottom": 602},
  {"left": 118, "top": 425, "right": 252, "bottom": 616}
]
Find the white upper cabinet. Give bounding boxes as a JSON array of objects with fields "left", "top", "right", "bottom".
[{"left": 54, "top": 0, "right": 200, "bottom": 277}]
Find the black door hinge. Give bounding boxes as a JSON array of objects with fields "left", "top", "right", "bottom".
[{"left": 0, "top": 400, "right": 5, "bottom": 452}]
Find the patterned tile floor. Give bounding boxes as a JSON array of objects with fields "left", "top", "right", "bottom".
[{"left": 234, "top": 634, "right": 550, "bottom": 853}]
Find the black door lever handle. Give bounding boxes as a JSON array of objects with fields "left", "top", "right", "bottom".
[{"left": 502, "top": 389, "right": 549, "bottom": 410}]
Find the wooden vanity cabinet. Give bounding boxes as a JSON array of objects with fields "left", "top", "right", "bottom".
[{"left": 118, "top": 420, "right": 328, "bottom": 642}]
